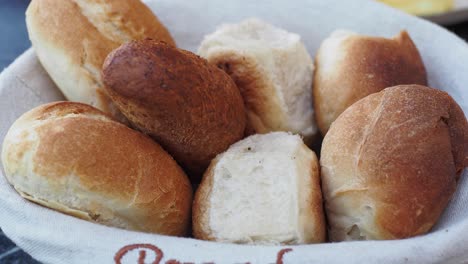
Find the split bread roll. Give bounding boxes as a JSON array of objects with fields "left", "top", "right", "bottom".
[
  {"left": 321, "top": 85, "right": 467, "bottom": 241},
  {"left": 193, "top": 132, "right": 325, "bottom": 245},
  {"left": 314, "top": 30, "right": 427, "bottom": 135},
  {"left": 198, "top": 18, "right": 318, "bottom": 144},
  {"left": 102, "top": 40, "right": 246, "bottom": 181},
  {"left": 26, "top": 0, "right": 175, "bottom": 121},
  {"left": 1, "top": 102, "right": 192, "bottom": 236}
]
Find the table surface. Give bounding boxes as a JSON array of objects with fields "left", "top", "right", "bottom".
[{"left": 1, "top": 1, "right": 468, "bottom": 263}]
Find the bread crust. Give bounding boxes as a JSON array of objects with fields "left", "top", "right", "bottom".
[
  {"left": 73, "top": 0, "right": 175, "bottom": 45},
  {"left": 207, "top": 51, "right": 289, "bottom": 136},
  {"left": 1, "top": 102, "right": 192, "bottom": 236},
  {"left": 321, "top": 85, "right": 467, "bottom": 241},
  {"left": 25, "top": 0, "right": 174, "bottom": 120},
  {"left": 313, "top": 31, "right": 427, "bottom": 135},
  {"left": 102, "top": 40, "right": 246, "bottom": 181},
  {"left": 192, "top": 157, "right": 218, "bottom": 241},
  {"left": 306, "top": 152, "right": 326, "bottom": 242}
]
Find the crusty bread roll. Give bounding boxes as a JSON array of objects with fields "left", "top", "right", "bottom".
[
  {"left": 26, "top": 0, "right": 175, "bottom": 121},
  {"left": 198, "top": 18, "right": 318, "bottom": 144},
  {"left": 313, "top": 30, "right": 427, "bottom": 135},
  {"left": 102, "top": 40, "right": 246, "bottom": 182},
  {"left": 193, "top": 132, "right": 325, "bottom": 244},
  {"left": 320, "top": 85, "right": 467, "bottom": 241},
  {"left": 1, "top": 102, "right": 192, "bottom": 236}
]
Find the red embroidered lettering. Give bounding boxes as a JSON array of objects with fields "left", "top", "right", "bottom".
[
  {"left": 166, "top": 260, "right": 181, "bottom": 264},
  {"left": 276, "top": 248, "right": 293, "bottom": 264},
  {"left": 115, "top": 244, "right": 293, "bottom": 264},
  {"left": 115, "top": 243, "right": 164, "bottom": 264}
]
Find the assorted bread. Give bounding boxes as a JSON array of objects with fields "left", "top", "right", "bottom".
[
  {"left": 320, "top": 85, "right": 467, "bottom": 241},
  {"left": 102, "top": 40, "right": 246, "bottom": 181},
  {"left": 26, "top": 0, "right": 175, "bottom": 122},
  {"left": 1, "top": 102, "right": 192, "bottom": 236},
  {"left": 1, "top": 0, "right": 466, "bottom": 245},
  {"left": 193, "top": 132, "right": 325, "bottom": 244},
  {"left": 313, "top": 30, "right": 427, "bottom": 135},
  {"left": 198, "top": 19, "right": 318, "bottom": 144}
]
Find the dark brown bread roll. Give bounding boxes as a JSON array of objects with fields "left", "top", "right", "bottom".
[{"left": 102, "top": 40, "right": 246, "bottom": 181}]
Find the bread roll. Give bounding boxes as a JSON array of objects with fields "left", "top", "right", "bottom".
[
  {"left": 313, "top": 30, "right": 427, "bottom": 135},
  {"left": 193, "top": 132, "right": 325, "bottom": 245},
  {"left": 26, "top": 0, "right": 175, "bottom": 121},
  {"left": 198, "top": 18, "right": 318, "bottom": 144},
  {"left": 1, "top": 102, "right": 192, "bottom": 236},
  {"left": 102, "top": 40, "right": 246, "bottom": 181},
  {"left": 320, "top": 85, "right": 467, "bottom": 241}
]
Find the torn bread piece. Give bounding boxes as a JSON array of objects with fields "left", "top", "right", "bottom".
[
  {"left": 198, "top": 18, "right": 318, "bottom": 144},
  {"left": 193, "top": 132, "right": 325, "bottom": 245}
]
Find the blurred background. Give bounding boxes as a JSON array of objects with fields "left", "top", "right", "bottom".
[{"left": 0, "top": 0, "right": 467, "bottom": 263}]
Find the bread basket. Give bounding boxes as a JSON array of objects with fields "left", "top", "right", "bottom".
[{"left": 0, "top": 0, "right": 467, "bottom": 263}]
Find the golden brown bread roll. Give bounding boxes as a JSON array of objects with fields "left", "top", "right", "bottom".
[
  {"left": 26, "top": 0, "right": 175, "bottom": 121},
  {"left": 313, "top": 30, "right": 427, "bottom": 135},
  {"left": 1, "top": 102, "right": 192, "bottom": 236},
  {"left": 102, "top": 40, "right": 246, "bottom": 181},
  {"left": 320, "top": 85, "right": 467, "bottom": 241}
]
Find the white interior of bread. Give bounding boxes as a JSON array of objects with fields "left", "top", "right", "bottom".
[
  {"left": 198, "top": 18, "right": 316, "bottom": 138},
  {"left": 207, "top": 132, "right": 315, "bottom": 245}
]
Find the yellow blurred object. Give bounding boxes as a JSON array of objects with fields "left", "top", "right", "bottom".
[{"left": 378, "top": 0, "right": 454, "bottom": 16}]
